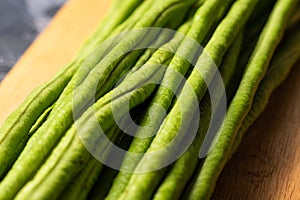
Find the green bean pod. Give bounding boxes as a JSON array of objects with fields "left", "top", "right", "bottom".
[
  {"left": 118, "top": 0, "right": 259, "bottom": 199},
  {"left": 96, "top": 5, "right": 192, "bottom": 100},
  {"left": 153, "top": 31, "right": 243, "bottom": 200},
  {"left": 0, "top": 0, "right": 144, "bottom": 180},
  {"left": 0, "top": 61, "right": 78, "bottom": 179},
  {"left": 59, "top": 44, "right": 174, "bottom": 199},
  {"left": 231, "top": 26, "right": 300, "bottom": 157},
  {"left": 58, "top": 125, "right": 120, "bottom": 200},
  {"left": 14, "top": 73, "right": 164, "bottom": 200},
  {"left": 11, "top": 22, "right": 188, "bottom": 199},
  {"left": 187, "top": 0, "right": 298, "bottom": 199},
  {"left": 0, "top": 1, "right": 196, "bottom": 198},
  {"left": 105, "top": 0, "right": 237, "bottom": 198},
  {"left": 77, "top": 0, "right": 144, "bottom": 58}
]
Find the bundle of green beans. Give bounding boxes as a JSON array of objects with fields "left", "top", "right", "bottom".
[{"left": 0, "top": 0, "right": 299, "bottom": 199}]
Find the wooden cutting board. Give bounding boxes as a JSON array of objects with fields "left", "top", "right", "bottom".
[{"left": 0, "top": 0, "right": 299, "bottom": 199}]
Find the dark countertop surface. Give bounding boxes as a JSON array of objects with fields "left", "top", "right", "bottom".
[{"left": 0, "top": 0, "right": 65, "bottom": 81}]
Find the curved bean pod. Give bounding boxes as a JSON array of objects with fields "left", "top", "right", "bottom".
[
  {"left": 231, "top": 26, "right": 300, "bottom": 157},
  {"left": 187, "top": 0, "right": 298, "bottom": 199},
  {"left": 118, "top": 0, "right": 259, "bottom": 199},
  {"left": 153, "top": 31, "right": 243, "bottom": 200}
]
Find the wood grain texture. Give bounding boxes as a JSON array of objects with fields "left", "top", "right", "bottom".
[
  {"left": 0, "top": 0, "right": 299, "bottom": 199},
  {"left": 212, "top": 61, "right": 300, "bottom": 199}
]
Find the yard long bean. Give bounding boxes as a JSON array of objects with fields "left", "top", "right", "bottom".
[
  {"left": 11, "top": 18, "right": 191, "bottom": 200},
  {"left": 0, "top": 1, "right": 197, "bottom": 198},
  {"left": 0, "top": 0, "right": 143, "bottom": 179},
  {"left": 0, "top": 0, "right": 297, "bottom": 199},
  {"left": 153, "top": 31, "right": 243, "bottom": 200},
  {"left": 105, "top": 0, "right": 236, "bottom": 198},
  {"left": 187, "top": 0, "right": 298, "bottom": 199},
  {"left": 231, "top": 26, "right": 300, "bottom": 158},
  {"left": 118, "top": 0, "right": 259, "bottom": 199}
]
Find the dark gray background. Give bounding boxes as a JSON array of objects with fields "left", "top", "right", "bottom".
[{"left": 0, "top": 0, "right": 66, "bottom": 81}]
